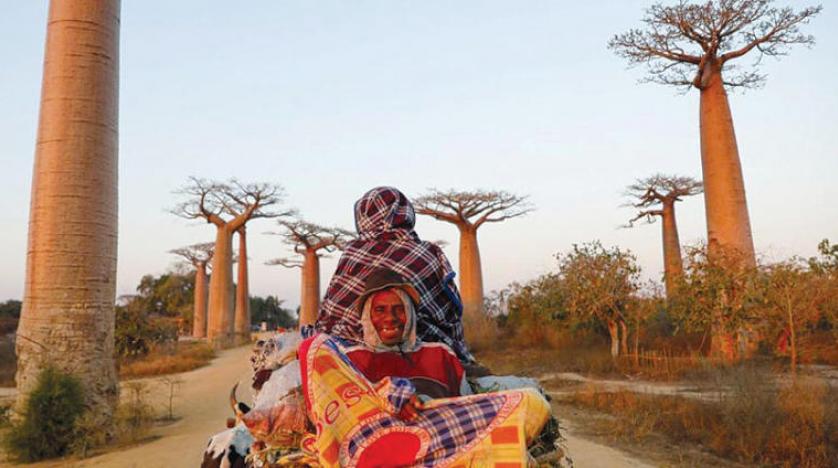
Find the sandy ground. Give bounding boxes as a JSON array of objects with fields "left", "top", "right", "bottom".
[
  {"left": 559, "top": 418, "right": 654, "bottom": 468},
  {"left": 4, "top": 344, "right": 658, "bottom": 468}
]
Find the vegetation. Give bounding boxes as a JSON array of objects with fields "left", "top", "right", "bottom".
[
  {"left": 115, "top": 272, "right": 192, "bottom": 358},
  {"left": 3, "top": 367, "right": 85, "bottom": 462},
  {"left": 250, "top": 295, "right": 297, "bottom": 330},
  {"left": 113, "top": 269, "right": 291, "bottom": 378},
  {"left": 0, "top": 300, "right": 20, "bottom": 335},
  {"left": 477, "top": 239, "right": 837, "bottom": 371},
  {"left": 567, "top": 373, "right": 837, "bottom": 467},
  {"left": 118, "top": 342, "right": 216, "bottom": 379}
]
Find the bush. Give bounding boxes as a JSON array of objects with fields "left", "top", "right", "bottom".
[
  {"left": 115, "top": 306, "right": 179, "bottom": 358},
  {"left": 115, "top": 381, "right": 154, "bottom": 443},
  {"left": 2, "top": 367, "right": 85, "bottom": 462}
]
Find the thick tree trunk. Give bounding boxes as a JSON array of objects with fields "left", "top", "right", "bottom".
[
  {"left": 607, "top": 319, "right": 620, "bottom": 358},
  {"left": 699, "top": 65, "right": 756, "bottom": 265},
  {"left": 299, "top": 249, "right": 321, "bottom": 327},
  {"left": 15, "top": 0, "right": 120, "bottom": 424},
  {"left": 207, "top": 225, "right": 234, "bottom": 345},
  {"left": 458, "top": 225, "right": 485, "bottom": 323},
  {"left": 661, "top": 201, "right": 683, "bottom": 297},
  {"left": 233, "top": 227, "right": 250, "bottom": 341},
  {"left": 192, "top": 263, "right": 209, "bottom": 338}
]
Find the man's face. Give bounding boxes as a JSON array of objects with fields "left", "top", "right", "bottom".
[{"left": 370, "top": 289, "right": 407, "bottom": 346}]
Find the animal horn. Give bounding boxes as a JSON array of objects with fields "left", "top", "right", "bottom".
[{"left": 229, "top": 383, "right": 244, "bottom": 418}]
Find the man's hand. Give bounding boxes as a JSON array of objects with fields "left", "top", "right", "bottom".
[{"left": 397, "top": 395, "right": 422, "bottom": 421}]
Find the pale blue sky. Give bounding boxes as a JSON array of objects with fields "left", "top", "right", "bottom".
[{"left": 1, "top": 1, "right": 836, "bottom": 307}]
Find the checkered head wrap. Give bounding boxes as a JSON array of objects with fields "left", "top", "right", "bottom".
[{"left": 315, "top": 187, "right": 473, "bottom": 362}]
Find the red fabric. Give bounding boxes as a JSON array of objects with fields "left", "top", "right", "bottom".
[
  {"left": 356, "top": 432, "right": 422, "bottom": 468},
  {"left": 298, "top": 336, "right": 316, "bottom": 414},
  {"left": 345, "top": 342, "right": 464, "bottom": 398}
]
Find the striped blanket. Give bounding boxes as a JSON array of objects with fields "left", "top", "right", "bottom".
[{"left": 299, "top": 334, "right": 550, "bottom": 467}]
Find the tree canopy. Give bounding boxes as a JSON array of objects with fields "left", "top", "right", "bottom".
[
  {"left": 609, "top": 0, "right": 822, "bottom": 90},
  {"left": 413, "top": 189, "right": 533, "bottom": 229}
]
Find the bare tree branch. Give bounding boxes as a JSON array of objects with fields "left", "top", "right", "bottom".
[
  {"left": 267, "top": 214, "right": 355, "bottom": 256},
  {"left": 413, "top": 189, "right": 534, "bottom": 229},
  {"left": 169, "top": 242, "right": 215, "bottom": 266},
  {"left": 265, "top": 257, "right": 304, "bottom": 269},
  {"left": 609, "top": 0, "right": 821, "bottom": 90},
  {"left": 170, "top": 177, "right": 288, "bottom": 230},
  {"left": 622, "top": 174, "right": 703, "bottom": 227}
]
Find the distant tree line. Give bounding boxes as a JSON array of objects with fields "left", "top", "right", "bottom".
[
  {"left": 491, "top": 239, "right": 838, "bottom": 369},
  {"left": 0, "top": 300, "right": 22, "bottom": 334},
  {"left": 115, "top": 269, "right": 295, "bottom": 358}
]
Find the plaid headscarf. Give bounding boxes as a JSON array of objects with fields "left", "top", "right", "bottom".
[{"left": 315, "top": 187, "right": 473, "bottom": 362}]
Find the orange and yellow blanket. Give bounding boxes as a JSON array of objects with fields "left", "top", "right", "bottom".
[{"left": 299, "top": 334, "right": 550, "bottom": 467}]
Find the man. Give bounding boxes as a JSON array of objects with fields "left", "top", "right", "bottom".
[{"left": 315, "top": 186, "right": 473, "bottom": 363}]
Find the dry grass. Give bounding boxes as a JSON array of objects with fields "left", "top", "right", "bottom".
[
  {"left": 118, "top": 341, "right": 215, "bottom": 379},
  {"left": 476, "top": 343, "right": 621, "bottom": 377},
  {"left": 568, "top": 371, "right": 838, "bottom": 467},
  {"left": 463, "top": 314, "right": 503, "bottom": 353}
]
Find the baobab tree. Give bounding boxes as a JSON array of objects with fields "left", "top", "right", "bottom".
[
  {"left": 266, "top": 217, "right": 353, "bottom": 326},
  {"left": 610, "top": 0, "right": 821, "bottom": 266},
  {"left": 15, "top": 0, "right": 121, "bottom": 424},
  {"left": 172, "top": 178, "right": 284, "bottom": 345},
  {"left": 233, "top": 226, "right": 250, "bottom": 342},
  {"left": 170, "top": 242, "right": 215, "bottom": 338},
  {"left": 414, "top": 189, "right": 533, "bottom": 322},
  {"left": 624, "top": 174, "right": 703, "bottom": 296}
]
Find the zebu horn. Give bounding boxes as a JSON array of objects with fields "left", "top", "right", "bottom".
[{"left": 230, "top": 383, "right": 245, "bottom": 419}]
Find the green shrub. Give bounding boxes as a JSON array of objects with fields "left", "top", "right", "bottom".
[
  {"left": 2, "top": 367, "right": 85, "bottom": 462},
  {"left": 115, "top": 381, "right": 154, "bottom": 443}
]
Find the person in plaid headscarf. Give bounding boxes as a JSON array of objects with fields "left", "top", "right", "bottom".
[{"left": 314, "top": 186, "right": 474, "bottom": 363}]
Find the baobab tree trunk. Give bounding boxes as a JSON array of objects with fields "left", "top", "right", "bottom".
[
  {"left": 606, "top": 319, "right": 620, "bottom": 358},
  {"left": 192, "top": 263, "right": 209, "bottom": 338},
  {"left": 233, "top": 227, "right": 250, "bottom": 342},
  {"left": 661, "top": 201, "right": 683, "bottom": 297},
  {"left": 207, "top": 226, "right": 234, "bottom": 345},
  {"left": 299, "top": 249, "right": 321, "bottom": 326},
  {"left": 15, "top": 0, "right": 120, "bottom": 424},
  {"left": 699, "top": 64, "right": 756, "bottom": 266},
  {"left": 458, "top": 225, "right": 485, "bottom": 323},
  {"left": 701, "top": 63, "right": 756, "bottom": 361}
]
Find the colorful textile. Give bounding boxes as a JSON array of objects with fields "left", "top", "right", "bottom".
[
  {"left": 300, "top": 334, "right": 550, "bottom": 467},
  {"left": 315, "top": 187, "right": 473, "bottom": 362}
]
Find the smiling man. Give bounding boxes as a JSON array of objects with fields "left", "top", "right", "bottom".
[{"left": 345, "top": 269, "right": 466, "bottom": 400}]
